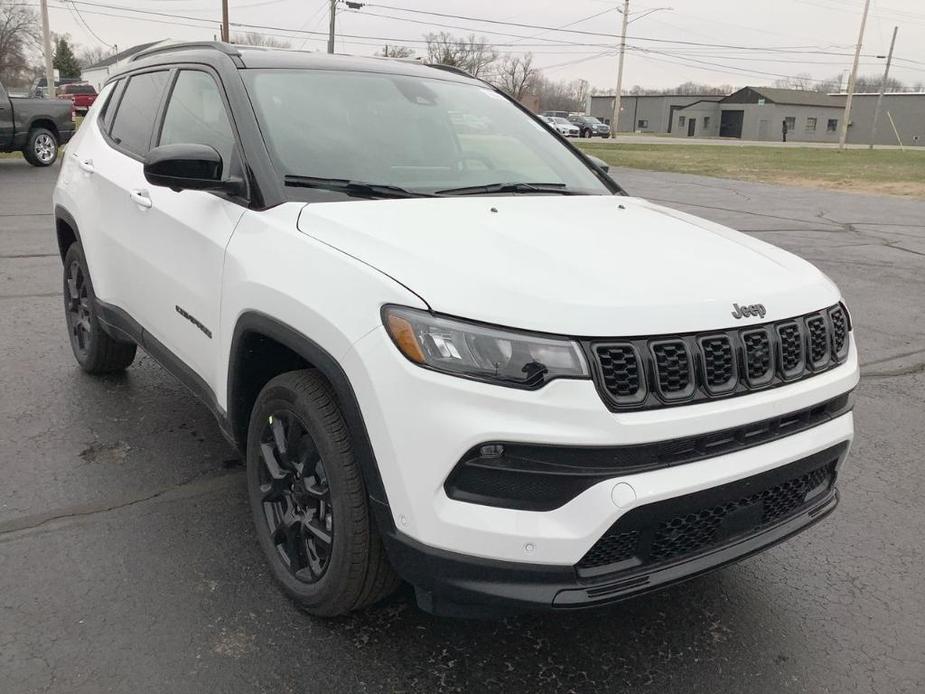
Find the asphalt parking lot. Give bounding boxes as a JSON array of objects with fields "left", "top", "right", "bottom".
[{"left": 1, "top": 157, "right": 923, "bottom": 693}]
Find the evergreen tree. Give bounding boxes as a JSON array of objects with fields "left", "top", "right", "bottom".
[{"left": 53, "top": 36, "right": 82, "bottom": 79}]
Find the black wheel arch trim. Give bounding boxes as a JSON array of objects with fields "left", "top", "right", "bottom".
[
  {"left": 228, "top": 311, "right": 394, "bottom": 525},
  {"left": 54, "top": 204, "right": 82, "bottom": 260}
]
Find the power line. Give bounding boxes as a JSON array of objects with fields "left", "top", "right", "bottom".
[{"left": 66, "top": 0, "right": 113, "bottom": 47}]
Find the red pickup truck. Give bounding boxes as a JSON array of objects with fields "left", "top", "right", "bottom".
[{"left": 57, "top": 83, "right": 97, "bottom": 115}]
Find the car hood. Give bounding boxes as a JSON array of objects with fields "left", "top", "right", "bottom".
[{"left": 296, "top": 195, "right": 840, "bottom": 336}]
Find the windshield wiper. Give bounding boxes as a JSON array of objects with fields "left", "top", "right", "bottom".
[
  {"left": 284, "top": 175, "right": 434, "bottom": 199},
  {"left": 433, "top": 182, "right": 580, "bottom": 196}
]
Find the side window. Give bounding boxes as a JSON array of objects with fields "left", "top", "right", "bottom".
[
  {"left": 98, "top": 80, "right": 124, "bottom": 133},
  {"left": 158, "top": 70, "right": 236, "bottom": 174},
  {"left": 109, "top": 71, "right": 169, "bottom": 157}
]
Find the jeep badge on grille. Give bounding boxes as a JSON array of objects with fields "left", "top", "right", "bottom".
[{"left": 731, "top": 303, "right": 767, "bottom": 319}]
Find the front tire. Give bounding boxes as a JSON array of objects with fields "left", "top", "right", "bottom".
[
  {"left": 246, "top": 370, "right": 399, "bottom": 616},
  {"left": 62, "top": 242, "right": 137, "bottom": 373},
  {"left": 23, "top": 127, "right": 59, "bottom": 166}
]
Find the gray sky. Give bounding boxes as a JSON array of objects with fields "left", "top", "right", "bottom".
[{"left": 46, "top": 0, "right": 925, "bottom": 90}]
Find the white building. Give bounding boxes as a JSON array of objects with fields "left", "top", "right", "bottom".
[{"left": 81, "top": 41, "right": 169, "bottom": 91}]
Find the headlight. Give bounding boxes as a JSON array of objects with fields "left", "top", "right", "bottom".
[{"left": 382, "top": 305, "right": 589, "bottom": 389}]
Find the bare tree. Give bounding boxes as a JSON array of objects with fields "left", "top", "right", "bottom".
[
  {"left": 491, "top": 53, "right": 539, "bottom": 100},
  {"left": 533, "top": 77, "right": 590, "bottom": 113},
  {"left": 0, "top": 0, "right": 39, "bottom": 85},
  {"left": 424, "top": 32, "right": 497, "bottom": 78},
  {"left": 772, "top": 72, "right": 816, "bottom": 91},
  {"left": 78, "top": 45, "right": 109, "bottom": 69},
  {"left": 377, "top": 44, "right": 414, "bottom": 59},
  {"left": 231, "top": 31, "right": 291, "bottom": 49}
]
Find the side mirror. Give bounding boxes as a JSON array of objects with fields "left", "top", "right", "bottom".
[
  {"left": 587, "top": 154, "right": 610, "bottom": 173},
  {"left": 144, "top": 143, "right": 239, "bottom": 193}
]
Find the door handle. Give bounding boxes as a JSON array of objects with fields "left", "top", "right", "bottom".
[
  {"left": 130, "top": 189, "right": 152, "bottom": 209},
  {"left": 76, "top": 157, "right": 94, "bottom": 174}
]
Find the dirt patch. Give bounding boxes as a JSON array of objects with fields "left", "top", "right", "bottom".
[{"left": 78, "top": 441, "right": 132, "bottom": 465}]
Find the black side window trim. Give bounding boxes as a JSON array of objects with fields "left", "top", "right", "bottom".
[
  {"left": 103, "top": 67, "right": 175, "bottom": 163},
  {"left": 98, "top": 79, "right": 126, "bottom": 135},
  {"left": 152, "top": 65, "right": 250, "bottom": 205}
]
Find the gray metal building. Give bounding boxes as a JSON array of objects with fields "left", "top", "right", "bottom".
[
  {"left": 588, "top": 86, "right": 924, "bottom": 146},
  {"left": 843, "top": 93, "right": 925, "bottom": 147},
  {"left": 589, "top": 94, "right": 723, "bottom": 134},
  {"left": 670, "top": 87, "right": 846, "bottom": 143}
]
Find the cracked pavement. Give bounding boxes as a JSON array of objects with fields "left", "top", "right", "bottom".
[{"left": 1, "top": 159, "right": 923, "bottom": 693}]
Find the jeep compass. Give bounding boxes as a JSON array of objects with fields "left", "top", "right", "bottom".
[{"left": 53, "top": 43, "right": 858, "bottom": 617}]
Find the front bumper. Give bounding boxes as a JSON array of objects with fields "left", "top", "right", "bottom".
[
  {"left": 385, "top": 459, "right": 840, "bottom": 616},
  {"left": 345, "top": 327, "right": 858, "bottom": 568}
]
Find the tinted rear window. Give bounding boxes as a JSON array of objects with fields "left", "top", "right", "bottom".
[
  {"left": 109, "top": 71, "right": 169, "bottom": 157},
  {"left": 66, "top": 85, "right": 96, "bottom": 94}
]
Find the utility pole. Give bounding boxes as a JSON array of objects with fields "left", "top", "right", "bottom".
[
  {"left": 39, "top": 0, "right": 54, "bottom": 99},
  {"left": 839, "top": 0, "right": 871, "bottom": 149},
  {"left": 328, "top": 0, "right": 337, "bottom": 53},
  {"left": 221, "top": 0, "right": 229, "bottom": 41},
  {"left": 610, "top": 0, "right": 630, "bottom": 138},
  {"left": 869, "top": 26, "right": 898, "bottom": 150}
]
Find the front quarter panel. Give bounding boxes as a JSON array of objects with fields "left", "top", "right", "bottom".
[{"left": 217, "top": 202, "right": 428, "bottom": 410}]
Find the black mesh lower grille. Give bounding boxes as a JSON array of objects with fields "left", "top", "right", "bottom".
[{"left": 576, "top": 445, "right": 844, "bottom": 574}]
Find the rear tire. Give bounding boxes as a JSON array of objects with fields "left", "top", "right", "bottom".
[
  {"left": 62, "top": 242, "right": 137, "bottom": 373},
  {"left": 22, "top": 127, "right": 59, "bottom": 167},
  {"left": 246, "top": 370, "right": 399, "bottom": 616}
]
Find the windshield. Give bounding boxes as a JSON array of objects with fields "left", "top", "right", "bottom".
[
  {"left": 243, "top": 69, "right": 612, "bottom": 197},
  {"left": 553, "top": 117, "right": 572, "bottom": 125}
]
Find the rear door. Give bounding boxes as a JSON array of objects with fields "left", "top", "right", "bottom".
[
  {"left": 124, "top": 68, "right": 246, "bottom": 388},
  {"left": 85, "top": 69, "right": 171, "bottom": 314}
]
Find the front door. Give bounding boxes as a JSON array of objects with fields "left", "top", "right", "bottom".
[
  {"left": 687, "top": 117, "right": 696, "bottom": 137},
  {"left": 126, "top": 68, "right": 245, "bottom": 388}
]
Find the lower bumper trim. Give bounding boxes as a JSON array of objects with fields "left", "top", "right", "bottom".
[{"left": 381, "top": 443, "right": 846, "bottom": 617}]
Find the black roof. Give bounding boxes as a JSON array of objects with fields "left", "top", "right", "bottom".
[
  {"left": 119, "top": 41, "right": 480, "bottom": 85},
  {"left": 722, "top": 86, "right": 845, "bottom": 108},
  {"left": 85, "top": 41, "right": 160, "bottom": 70}
]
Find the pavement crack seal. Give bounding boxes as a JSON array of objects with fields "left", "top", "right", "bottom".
[
  {"left": 861, "top": 361, "right": 925, "bottom": 379},
  {"left": 0, "top": 468, "right": 242, "bottom": 542}
]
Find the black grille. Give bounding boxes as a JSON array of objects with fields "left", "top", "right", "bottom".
[
  {"left": 577, "top": 445, "right": 845, "bottom": 573},
  {"left": 829, "top": 306, "right": 849, "bottom": 358},
  {"left": 806, "top": 314, "right": 829, "bottom": 368},
  {"left": 578, "top": 530, "right": 639, "bottom": 569},
  {"left": 586, "top": 304, "right": 850, "bottom": 411},
  {"left": 742, "top": 329, "right": 773, "bottom": 385},
  {"left": 595, "top": 344, "right": 643, "bottom": 403},
  {"left": 777, "top": 322, "right": 804, "bottom": 377},
  {"left": 699, "top": 335, "right": 736, "bottom": 392},
  {"left": 651, "top": 340, "right": 692, "bottom": 398}
]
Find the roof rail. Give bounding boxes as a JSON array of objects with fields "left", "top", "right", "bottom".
[{"left": 129, "top": 41, "right": 242, "bottom": 63}]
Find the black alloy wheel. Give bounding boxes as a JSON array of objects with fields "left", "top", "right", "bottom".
[
  {"left": 65, "top": 258, "right": 92, "bottom": 358},
  {"left": 257, "top": 410, "right": 334, "bottom": 582},
  {"left": 246, "top": 370, "right": 399, "bottom": 616},
  {"left": 61, "top": 242, "right": 136, "bottom": 373}
]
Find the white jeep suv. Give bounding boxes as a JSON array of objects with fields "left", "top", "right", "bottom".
[{"left": 53, "top": 43, "right": 858, "bottom": 617}]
